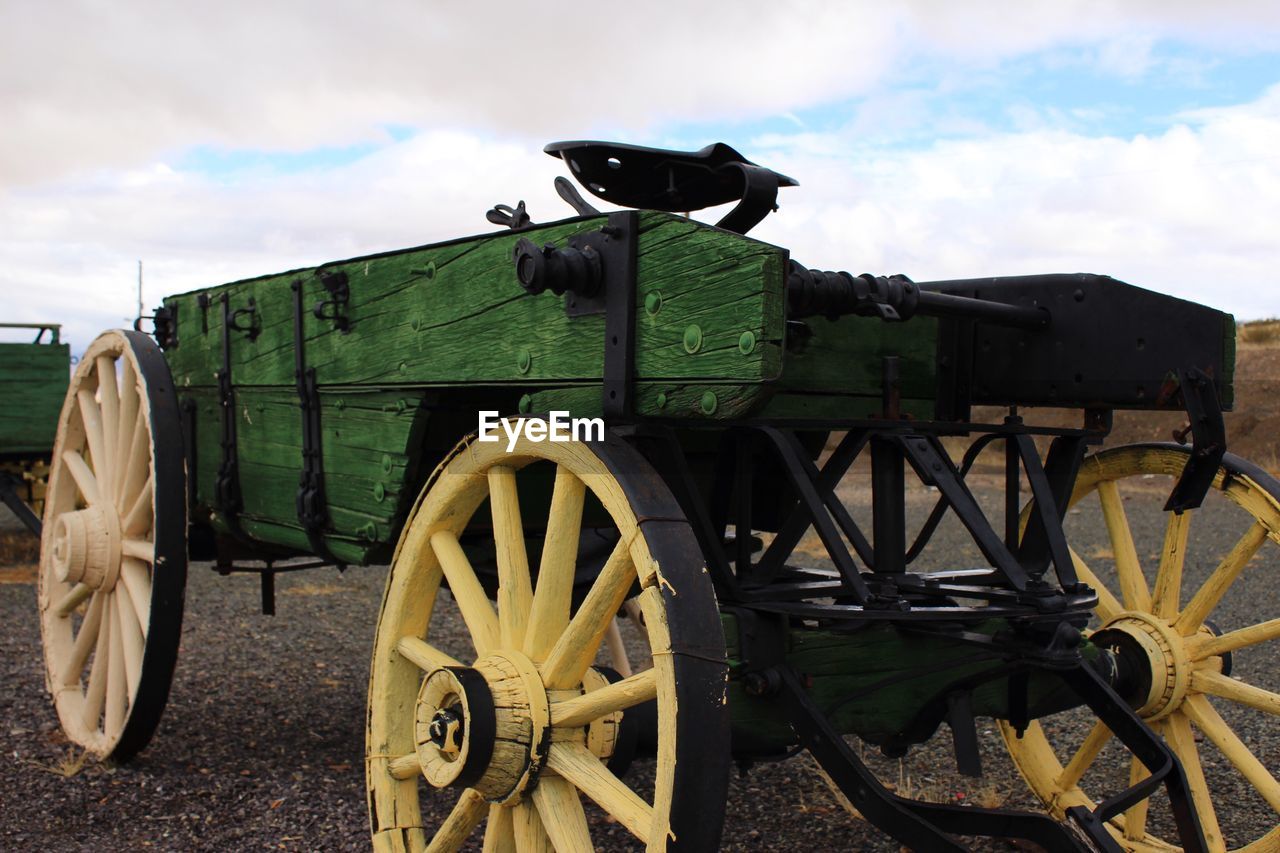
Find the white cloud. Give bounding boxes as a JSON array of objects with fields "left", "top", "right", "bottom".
[
  {"left": 748, "top": 85, "right": 1280, "bottom": 319},
  {"left": 4, "top": 1, "right": 1280, "bottom": 186}
]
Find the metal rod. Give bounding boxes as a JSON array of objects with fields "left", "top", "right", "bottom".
[{"left": 915, "top": 289, "right": 1049, "bottom": 329}]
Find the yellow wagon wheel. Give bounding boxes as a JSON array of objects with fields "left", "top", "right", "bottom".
[
  {"left": 366, "top": 428, "right": 730, "bottom": 851},
  {"left": 1001, "top": 443, "right": 1280, "bottom": 852},
  {"left": 37, "top": 330, "right": 187, "bottom": 761}
]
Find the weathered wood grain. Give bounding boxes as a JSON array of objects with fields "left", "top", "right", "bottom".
[
  {"left": 162, "top": 212, "right": 786, "bottom": 390},
  {"left": 0, "top": 342, "right": 69, "bottom": 455}
]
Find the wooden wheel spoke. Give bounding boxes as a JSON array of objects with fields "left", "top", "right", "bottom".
[
  {"left": 119, "top": 558, "right": 151, "bottom": 635},
  {"left": 428, "top": 788, "right": 488, "bottom": 853},
  {"left": 65, "top": 592, "right": 105, "bottom": 685},
  {"left": 1175, "top": 521, "right": 1268, "bottom": 635},
  {"left": 95, "top": 356, "right": 120, "bottom": 495},
  {"left": 489, "top": 466, "right": 533, "bottom": 651},
  {"left": 1122, "top": 722, "right": 1158, "bottom": 841},
  {"left": 122, "top": 478, "right": 153, "bottom": 537},
  {"left": 1097, "top": 481, "right": 1151, "bottom": 612},
  {"left": 546, "top": 743, "right": 652, "bottom": 844},
  {"left": 1165, "top": 712, "right": 1225, "bottom": 852},
  {"left": 61, "top": 449, "right": 100, "bottom": 505},
  {"left": 114, "top": 589, "right": 144, "bottom": 692},
  {"left": 387, "top": 753, "right": 420, "bottom": 781},
  {"left": 604, "top": 617, "right": 632, "bottom": 677},
  {"left": 53, "top": 582, "right": 93, "bottom": 618},
  {"left": 525, "top": 466, "right": 586, "bottom": 662},
  {"left": 396, "top": 635, "right": 463, "bottom": 672},
  {"left": 1055, "top": 718, "right": 1112, "bottom": 791},
  {"left": 430, "top": 530, "right": 500, "bottom": 656},
  {"left": 1192, "top": 669, "right": 1280, "bottom": 716},
  {"left": 121, "top": 538, "right": 155, "bottom": 562},
  {"left": 542, "top": 539, "right": 635, "bottom": 689},
  {"left": 105, "top": 596, "right": 128, "bottom": 736},
  {"left": 1151, "top": 509, "right": 1191, "bottom": 619},
  {"left": 511, "top": 802, "right": 553, "bottom": 853},
  {"left": 1192, "top": 617, "right": 1280, "bottom": 660},
  {"left": 1183, "top": 694, "right": 1280, "bottom": 813},
  {"left": 551, "top": 669, "right": 657, "bottom": 728},
  {"left": 114, "top": 357, "right": 140, "bottom": 504},
  {"left": 531, "top": 776, "right": 592, "bottom": 851},
  {"left": 1069, "top": 548, "right": 1122, "bottom": 623},
  {"left": 118, "top": 408, "right": 149, "bottom": 511},
  {"left": 81, "top": 604, "right": 110, "bottom": 727},
  {"left": 77, "top": 388, "right": 108, "bottom": 487},
  {"left": 482, "top": 804, "right": 515, "bottom": 852}
]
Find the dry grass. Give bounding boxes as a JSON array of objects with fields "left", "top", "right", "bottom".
[
  {"left": 24, "top": 749, "right": 94, "bottom": 778},
  {"left": 1238, "top": 318, "right": 1280, "bottom": 348}
]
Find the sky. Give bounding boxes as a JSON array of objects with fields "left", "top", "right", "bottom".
[{"left": 3, "top": 1, "right": 1280, "bottom": 355}]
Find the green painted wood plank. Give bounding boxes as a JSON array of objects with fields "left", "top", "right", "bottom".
[
  {"left": 182, "top": 386, "right": 427, "bottom": 563},
  {"left": 162, "top": 211, "right": 785, "bottom": 393},
  {"left": 0, "top": 343, "right": 69, "bottom": 454}
]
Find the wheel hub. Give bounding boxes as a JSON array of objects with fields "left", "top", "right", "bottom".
[
  {"left": 413, "top": 650, "right": 550, "bottom": 803},
  {"left": 50, "top": 505, "right": 122, "bottom": 592},
  {"left": 1093, "top": 611, "right": 1193, "bottom": 721}
]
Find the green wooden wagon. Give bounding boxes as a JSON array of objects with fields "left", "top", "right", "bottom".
[
  {"left": 33, "top": 141, "right": 1277, "bottom": 852},
  {"left": 0, "top": 322, "right": 69, "bottom": 533}
]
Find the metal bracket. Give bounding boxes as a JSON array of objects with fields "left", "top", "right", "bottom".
[
  {"left": 601, "top": 211, "right": 639, "bottom": 418},
  {"left": 312, "top": 269, "right": 352, "bottom": 334},
  {"left": 1166, "top": 367, "right": 1227, "bottom": 512},
  {"left": 227, "top": 297, "right": 260, "bottom": 340},
  {"left": 510, "top": 212, "right": 639, "bottom": 416},
  {"left": 215, "top": 294, "right": 245, "bottom": 532},
  {"left": 292, "top": 279, "right": 343, "bottom": 567}
]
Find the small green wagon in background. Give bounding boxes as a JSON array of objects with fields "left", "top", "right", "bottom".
[
  {"left": 30, "top": 141, "right": 1279, "bottom": 852},
  {"left": 0, "top": 322, "right": 69, "bottom": 533}
]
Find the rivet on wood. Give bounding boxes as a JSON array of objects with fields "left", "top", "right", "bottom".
[
  {"left": 700, "top": 390, "right": 719, "bottom": 415},
  {"left": 645, "top": 292, "right": 663, "bottom": 316},
  {"left": 683, "top": 324, "right": 703, "bottom": 354},
  {"left": 398, "top": 362, "right": 408, "bottom": 374},
  {"left": 656, "top": 391, "right": 668, "bottom": 409},
  {"left": 373, "top": 482, "right": 386, "bottom": 503},
  {"left": 518, "top": 394, "right": 533, "bottom": 414},
  {"left": 381, "top": 453, "right": 393, "bottom": 474},
  {"left": 517, "top": 349, "right": 532, "bottom": 374},
  {"left": 738, "top": 331, "right": 756, "bottom": 355}
]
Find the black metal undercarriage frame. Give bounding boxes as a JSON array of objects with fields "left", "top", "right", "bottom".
[{"left": 624, "top": 417, "right": 1209, "bottom": 853}]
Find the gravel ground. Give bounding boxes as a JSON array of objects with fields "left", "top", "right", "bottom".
[{"left": 1, "top": 474, "right": 1275, "bottom": 851}]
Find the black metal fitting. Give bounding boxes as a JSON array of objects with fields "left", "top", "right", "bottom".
[
  {"left": 742, "top": 669, "right": 783, "bottom": 697},
  {"left": 787, "top": 261, "right": 1051, "bottom": 330},
  {"left": 227, "top": 297, "right": 260, "bottom": 340},
  {"left": 152, "top": 305, "right": 178, "bottom": 349},
  {"left": 512, "top": 237, "right": 603, "bottom": 298},
  {"left": 787, "top": 263, "right": 919, "bottom": 321},
  {"left": 312, "top": 269, "right": 351, "bottom": 334},
  {"left": 486, "top": 200, "right": 533, "bottom": 230}
]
